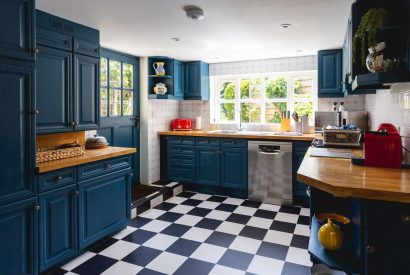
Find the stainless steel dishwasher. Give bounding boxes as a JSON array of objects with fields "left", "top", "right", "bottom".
[{"left": 248, "top": 141, "right": 293, "bottom": 205}]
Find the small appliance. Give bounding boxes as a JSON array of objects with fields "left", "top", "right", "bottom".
[
  {"left": 171, "top": 118, "right": 192, "bottom": 131},
  {"left": 364, "top": 123, "right": 402, "bottom": 168}
]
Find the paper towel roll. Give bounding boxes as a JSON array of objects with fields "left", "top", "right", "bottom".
[{"left": 195, "top": 117, "right": 202, "bottom": 130}]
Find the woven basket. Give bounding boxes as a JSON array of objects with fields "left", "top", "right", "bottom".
[{"left": 36, "top": 145, "right": 85, "bottom": 163}]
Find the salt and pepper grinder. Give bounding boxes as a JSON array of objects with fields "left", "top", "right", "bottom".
[
  {"left": 332, "top": 102, "right": 338, "bottom": 112},
  {"left": 339, "top": 102, "right": 345, "bottom": 112}
]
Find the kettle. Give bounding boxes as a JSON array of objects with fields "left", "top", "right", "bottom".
[{"left": 318, "top": 219, "right": 344, "bottom": 251}]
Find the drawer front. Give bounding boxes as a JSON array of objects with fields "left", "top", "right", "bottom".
[
  {"left": 294, "top": 141, "right": 311, "bottom": 152},
  {"left": 73, "top": 38, "right": 100, "bottom": 57},
  {"left": 366, "top": 202, "right": 410, "bottom": 233},
  {"left": 196, "top": 137, "right": 220, "bottom": 147},
  {"left": 168, "top": 154, "right": 195, "bottom": 165},
  {"left": 220, "top": 138, "right": 247, "bottom": 148},
  {"left": 168, "top": 145, "right": 195, "bottom": 155},
  {"left": 167, "top": 136, "right": 195, "bottom": 145},
  {"left": 37, "top": 28, "right": 72, "bottom": 51},
  {"left": 38, "top": 168, "right": 76, "bottom": 192},
  {"left": 78, "top": 156, "right": 130, "bottom": 181},
  {"left": 168, "top": 164, "right": 195, "bottom": 182}
]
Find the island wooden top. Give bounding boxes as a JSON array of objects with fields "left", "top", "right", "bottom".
[
  {"left": 297, "top": 148, "right": 410, "bottom": 203},
  {"left": 158, "top": 130, "right": 318, "bottom": 141},
  {"left": 37, "top": 146, "right": 137, "bottom": 173}
]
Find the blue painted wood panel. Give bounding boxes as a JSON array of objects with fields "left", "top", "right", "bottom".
[
  {"left": 38, "top": 167, "right": 76, "bottom": 193},
  {"left": 36, "top": 27, "right": 72, "bottom": 52},
  {"left": 220, "top": 147, "right": 248, "bottom": 190},
  {"left": 73, "top": 38, "right": 100, "bottom": 58},
  {"left": 173, "top": 59, "right": 184, "bottom": 98},
  {"left": 168, "top": 164, "right": 195, "bottom": 182},
  {"left": 318, "top": 49, "right": 344, "bottom": 98},
  {"left": 196, "top": 146, "right": 220, "bottom": 186}
]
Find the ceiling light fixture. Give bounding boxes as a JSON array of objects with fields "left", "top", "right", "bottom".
[
  {"left": 280, "top": 23, "right": 292, "bottom": 29},
  {"left": 184, "top": 5, "right": 205, "bottom": 21},
  {"left": 171, "top": 37, "right": 181, "bottom": 42}
]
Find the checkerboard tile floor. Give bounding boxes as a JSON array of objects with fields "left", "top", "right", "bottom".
[{"left": 54, "top": 191, "right": 312, "bottom": 275}]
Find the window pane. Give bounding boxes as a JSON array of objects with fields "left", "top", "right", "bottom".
[
  {"left": 123, "top": 90, "right": 133, "bottom": 116},
  {"left": 265, "top": 102, "right": 287, "bottom": 124},
  {"left": 294, "top": 101, "right": 313, "bottom": 117},
  {"left": 100, "top": 88, "right": 107, "bottom": 117},
  {"left": 220, "top": 103, "right": 235, "bottom": 122},
  {"left": 241, "top": 103, "right": 261, "bottom": 123},
  {"left": 109, "top": 60, "right": 121, "bottom": 88},
  {"left": 123, "top": 63, "right": 133, "bottom": 89},
  {"left": 100, "top": 58, "right": 107, "bottom": 87},
  {"left": 240, "top": 79, "right": 262, "bottom": 99},
  {"left": 219, "top": 81, "right": 235, "bottom": 100},
  {"left": 265, "top": 76, "right": 287, "bottom": 99},
  {"left": 294, "top": 77, "right": 313, "bottom": 100},
  {"left": 109, "top": 89, "right": 121, "bottom": 116}
]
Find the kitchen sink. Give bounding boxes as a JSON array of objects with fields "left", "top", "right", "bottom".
[
  {"left": 206, "top": 130, "right": 303, "bottom": 136},
  {"left": 207, "top": 130, "right": 239, "bottom": 134}
]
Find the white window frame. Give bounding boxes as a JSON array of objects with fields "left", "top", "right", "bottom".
[{"left": 210, "top": 70, "right": 318, "bottom": 125}]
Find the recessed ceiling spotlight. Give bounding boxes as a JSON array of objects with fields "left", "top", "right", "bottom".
[
  {"left": 215, "top": 57, "right": 220, "bottom": 60},
  {"left": 280, "top": 23, "right": 292, "bottom": 29},
  {"left": 183, "top": 5, "right": 205, "bottom": 21},
  {"left": 296, "top": 49, "right": 303, "bottom": 53},
  {"left": 171, "top": 37, "right": 181, "bottom": 42}
]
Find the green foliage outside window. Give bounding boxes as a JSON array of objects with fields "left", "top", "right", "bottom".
[{"left": 266, "top": 77, "right": 287, "bottom": 99}]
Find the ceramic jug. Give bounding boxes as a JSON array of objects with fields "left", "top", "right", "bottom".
[
  {"left": 318, "top": 219, "right": 344, "bottom": 250},
  {"left": 153, "top": 62, "right": 165, "bottom": 76}
]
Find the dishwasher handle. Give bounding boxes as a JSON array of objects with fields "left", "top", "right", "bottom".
[{"left": 259, "top": 149, "right": 281, "bottom": 155}]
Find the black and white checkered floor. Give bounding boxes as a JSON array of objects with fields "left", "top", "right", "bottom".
[{"left": 55, "top": 191, "right": 312, "bottom": 275}]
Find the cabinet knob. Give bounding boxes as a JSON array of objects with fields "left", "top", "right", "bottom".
[
  {"left": 74, "top": 121, "right": 79, "bottom": 126},
  {"left": 105, "top": 163, "right": 111, "bottom": 169},
  {"left": 31, "top": 109, "right": 39, "bottom": 115},
  {"left": 401, "top": 215, "right": 410, "bottom": 223},
  {"left": 130, "top": 173, "right": 134, "bottom": 177},
  {"left": 231, "top": 141, "right": 235, "bottom": 144},
  {"left": 70, "top": 121, "right": 76, "bottom": 126},
  {"left": 367, "top": 245, "right": 376, "bottom": 254},
  {"left": 56, "top": 176, "right": 63, "bottom": 181},
  {"left": 34, "top": 205, "right": 40, "bottom": 212},
  {"left": 74, "top": 191, "right": 79, "bottom": 196},
  {"left": 30, "top": 48, "right": 39, "bottom": 54}
]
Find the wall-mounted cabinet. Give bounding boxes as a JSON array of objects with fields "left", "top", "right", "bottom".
[{"left": 318, "top": 49, "right": 344, "bottom": 98}]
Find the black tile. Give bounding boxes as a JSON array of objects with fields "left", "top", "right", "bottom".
[
  {"left": 72, "top": 254, "right": 116, "bottom": 275},
  {"left": 187, "top": 207, "right": 212, "bottom": 217},
  {"left": 241, "top": 200, "right": 261, "bottom": 208},
  {"left": 297, "top": 215, "right": 310, "bottom": 225},
  {"left": 41, "top": 267, "right": 67, "bottom": 275},
  {"left": 174, "top": 258, "right": 214, "bottom": 275},
  {"left": 195, "top": 218, "right": 223, "bottom": 230},
  {"left": 128, "top": 217, "right": 152, "bottom": 228},
  {"left": 88, "top": 237, "right": 118, "bottom": 253},
  {"left": 137, "top": 203, "right": 151, "bottom": 215},
  {"left": 166, "top": 238, "right": 201, "bottom": 257},
  {"left": 291, "top": 235, "right": 309, "bottom": 249},
  {"left": 256, "top": 241, "right": 289, "bottom": 261},
  {"left": 160, "top": 223, "right": 191, "bottom": 237},
  {"left": 279, "top": 205, "right": 301, "bottom": 215},
  {"left": 239, "top": 226, "right": 268, "bottom": 240},
  {"left": 181, "top": 199, "right": 202, "bottom": 207},
  {"left": 177, "top": 191, "right": 196, "bottom": 198},
  {"left": 207, "top": 195, "right": 227, "bottom": 202},
  {"left": 281, "top": 262, "right": 310, "bottom": 275},
  {"left": 215, "top": 203, "right": 238, "bottom": 212},
  {"left": 205, "top": 231, "right": 236, "bottom": 248},
  {"left": 138, "top": 268, "right": 167, "bottom": 275},
  {"left": 122, "top": 229, "right": 157, "bottom": 245},
  {"left": 157, "top": 212, "right": 184, "bottom": 222},
  {"left": 218, "top": 249, "right": 254, "bottom": 271},
  {"left": 270, "top": 221, "right": 296, "bottom": 233},
  {"left": 154, "top": 202, "right": 177, "bottom": 211},
  {"left": 122, "top": 246, "right": 162, "bottom": 266},
  {"left": 254, "top": 209, "right": 277, "bottom": 220},
  {"left": 226, "top": 213, "right": 252, "bottom": 224}
]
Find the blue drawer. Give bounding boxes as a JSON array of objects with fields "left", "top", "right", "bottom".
[
  {"left": 38, "top": 167, "right": 76, "bottom": 193},
  {"left": 196, "top": 137, "right": 220, "bottom": 147},
  {"left": 168, "top": 136, "right": 195, "bottom": 145},
  {"left": 168, "top": 145, "right": 195, "bottom": 155},
  {"left": 37, "top": 28, "right": 72, "bottom": 51},
  {"left": 220, "top": 138, "right": 247, "bottom": 148},
  {"left": 168, "top": 154, "right": 195, "bottom": 165},
  {"left": 294, "top": 141, "right": 311, "bottom": 152},
  {"left": 168, "top": 164, "right": 195, "bottom": 182},
  {"left": 74, "top": 38, "right": 100, "bottom": 57},
  {"left": 78, "top": 156, "right": 130, "bottom": 181}
]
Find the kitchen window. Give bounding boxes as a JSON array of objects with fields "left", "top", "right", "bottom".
[{"left": 211, "top": 71, "right": 317, "bottom": 125}]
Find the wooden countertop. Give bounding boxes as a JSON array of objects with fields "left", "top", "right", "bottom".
[
  {"left": 297, "top": 148, "right": 410, "bottom": 203},
  {"left": 37, "top": 146, "right": 137, "bottom": 173},
  {"left": 158, "top": 130, "right": 318, "bottom": 141}
]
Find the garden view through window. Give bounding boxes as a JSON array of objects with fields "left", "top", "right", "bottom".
[{"left": 213, "top": 72, "right": 317, "bottom": 124}]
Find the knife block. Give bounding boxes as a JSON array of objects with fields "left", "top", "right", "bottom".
[{"left": 281, "top": 118, "right": 291, "bottom": 132}]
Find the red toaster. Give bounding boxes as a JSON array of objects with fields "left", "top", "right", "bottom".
[
  {"left": 171, "top": 118, "right": 192, "bottom": 131},
  {"left": 364, "top": 123, "right": 402, "bottom": 168}
]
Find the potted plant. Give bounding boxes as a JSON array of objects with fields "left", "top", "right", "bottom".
[{"left": 353, "top": 7, "right": 389, "bottom": 67}]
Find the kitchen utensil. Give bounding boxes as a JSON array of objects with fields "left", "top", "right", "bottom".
[
  {"left": 318, "top": 218, "right": 344, "bottom": 251},
  {"left": 153, "top": 62, "right": 165, "bottom": 76},
  {"left": 171, "top": 118, "right": 192, "bottom": 131},
  {"left": 292, "top": 111, "right": 299, "bottom": 122}
]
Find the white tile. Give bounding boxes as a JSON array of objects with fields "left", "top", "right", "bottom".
[
  {"left": 263, "top": 230, "right": 293, "bottom": 246},
  {"left": 190, "top": 193, "right": 211, "bottom": 200},
  {"left": 259, "top": 203, "right": 281, "bottom": 212},
  {"left": 285, "top": 247, "right": 312, "bottom": 267},
  {"left": 216, "top": 221, "right": 245, "bottom": 235},
  {"left": 143, "top": 233, "right": 178, "bottom": 251},
  {"left": 190, "top": 243, "right": 227, "bottom": 263},
  {"left": 166, "top": 196, "right": 187, "bottom": 204},
  {"left": 229, "top": 236, "right": 262, "bottom": 254},
  {"left": 274, "top": 212, "right": 299, "bottom": 224},
  {"left": 197, "top": 201, "right": 220, "bottom": 210},
  {"left": 174, "top": 214, "right": 202, "bottom": 226},
  {"left": 209, "top": 264, "right": 246, "bottom": 275},
  {"left": 234, "top": 206, "right": 257, "bottom": 216},
  {"left": 205, "top": 210, "right": 231, "bottom": 221},
  {"left": 140, "top": 220, "right": 172, "bottom": 233},
  {"left": 166, "top": 182, "right": 179, "bottom": 187},
  {"left": 182, "top": 227, "right": 213, "bottom": 242},
  {"left": 61, "top": 252, "right": 96, "bottom": 271},
  {"left": 223, "top": 197, "right": 244, "bottom": 205},
  {"left": 100, "top": 261, "right": 143, "bottom": 275},
  {"left": 112, "top": 226, "right": 137, "bottom": 240},
  {"left": 138, "top": 209, "right": 166, "bottom": 219},
  {"left": 145, "top": 251, "right": 187, "bottom": 274},
  {"left": 247, "top": 255, "right": 284, "bottom": 275},
  {"left": 99, "top": 240, "right": 139, "bottom": 260},
  {"left": 150, "top": 195, "right": 163, "bottom": 208},
  {"left": 294, "top": 224, "right": 310, "bottom": 237},
  {"left": 246, "top": 217, "right": 273, "bottom": 229},
  {"left": 131, "top": 208, "right": 137, "bottom": 219},
  {"left": 173, "top": 185, "right": 183, "bottom": 196},
  {"left": 169, "top": 204, "right": 195, "bottom": 214},
  {"left": 300, "top": 208, "right": 310, "bottom": 217}
]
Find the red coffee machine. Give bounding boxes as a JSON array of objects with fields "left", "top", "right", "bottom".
[
  {"left": 171, "top": 118, "right": 192, "bottom": 131},
  {"left": 364, "top": 123, "right": 402, "bottom": 168}
]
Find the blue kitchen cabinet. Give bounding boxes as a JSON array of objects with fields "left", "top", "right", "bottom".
[
  {"left": 0, "top": 0, "right": 35, "bottom": 61},
  {"left": 293, "top": 142, "right": 310, "bottom": 206},
  {"left": 0, "top": 197, "right": 38, "bottom": 275},
  {"left": 184, "top": 61, "right": 209, "bottom": 100},
  {"left": 220, "top": 147, "right": 248, "bottom": 190},
  {"left": 196, "top": 146, "right": 220, "bottom": 186},
  {"left": 318, "top": 49, "right": 344, "bottom": 98},
  {"left": 173, "top": 59, "right": 184, "bottom": 98},
  {"left": 39, "top": 185, "right": 77, "bottom": 272},
  {"left": 36, "top": 46, "right": 73, "bottom": 134}
]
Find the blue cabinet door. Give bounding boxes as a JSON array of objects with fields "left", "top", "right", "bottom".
[
  {"left": 79, "top": 169, "right": 131, "bottom": 249},
  {"left": 220, "top": 148, "right": 248, "bottom": 190},
  {"left": 318, "top": 50, "right": 343, "bottom": 98},
  {"left": 39, "top": 185, "right": 77, "bottom": 271},
  {"left": 184, "top": 61, "right": 209, "bottom": 100},
  {"left": 0, "top": 0, "right": 35, "bottom": 61},
  {"left": 196, "top": 146, "right": 220, "bottom": 186},
  {"left": 36, "top": 46, "right": 73, "bottom": 134},
  {"left": 0, "top": 197, "right": 38, "bottom": 275},
  {"left": 173, "top": 59, "right": 184, "bottom": 98},
  {"left": 74, "top": 54, "right": 100, "bottom": 131},
  {"left": 0, "top": 60, "right": 35, "bottom": 205}
]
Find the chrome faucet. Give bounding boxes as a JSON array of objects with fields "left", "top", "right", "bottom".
[{"left": 234, "top": 108, "right": 245, "bottom": 132}]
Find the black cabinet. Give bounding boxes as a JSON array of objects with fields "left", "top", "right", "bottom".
[{"left": 318, "top": 49, "right": 343, "bottom": 98}]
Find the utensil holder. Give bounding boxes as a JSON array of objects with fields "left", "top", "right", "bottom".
[
  {"left": 281, "top": 118, "right": 291, "bottom": 132},
  {"left": 295, "top": 121, "right": 302, "bottom": 133},
  {"left": 302, "top": 116, "right": 309, "bottom": 133}
]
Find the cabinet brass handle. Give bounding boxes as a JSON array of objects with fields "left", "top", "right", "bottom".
[
  {"left": 401, "top": 215, "right": 410, "bottom": 223},
  {"left": 367, "top": 245, "right": 376, "bottom": 254}
]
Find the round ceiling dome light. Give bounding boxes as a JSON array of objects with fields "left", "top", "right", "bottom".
[
  {"left": 171, "top": 37, "right": 181, "bottom": 42},
  {"left": 280, "top": 23, "right": 292, "bottom": 29},
  {"left": 184, "top": 5, "right": 205, "bottom": 21}
]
